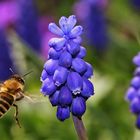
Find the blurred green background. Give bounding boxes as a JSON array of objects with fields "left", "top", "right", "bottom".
[{"left": 0, "top": 0, "right": 140, "bottom": 140}]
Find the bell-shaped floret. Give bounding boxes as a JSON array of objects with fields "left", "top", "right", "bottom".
[
  {"left": 44, "top": 59, "right": 58, "bottom": 75},
  {"left": 134, "top": 67, "right": 140, "bottom": 76},
  {"left": 53, "top": 66, "right": 68, "bottom": 86},
  {"left": 131, "top": 76, "right": 140, "bottom": 89},
  {"left": 40, "top": 78, "right": 56, "bottom": 96},
  {"left": 48, "top": 38, "right": 66, "bottom": 51},
  {"left": 133, "top": 53, "right": 140, "bottom": 66},
  {"left": 72, "top": 58, "right": 87, "bottom": 74},
  {"left": 57, "top": 106, "right": 70, "bottom": 121},
  {"left": 67, "top": 41, "right": 80, "bottom": 56},
  {"left": 59, "top": 86, "right": 72, "bottom": 106},
  {"left": 83, "top": 63, "right": 93, "bottom": 78},
  {"left": 130, "top": 98, "right": 140, "bottom": 114},
  {"left": 59, "top": 51, "right": 72, "bottom": 68},
  {"left": 71, "top": 97, "right": 86, "bottom": 117},
  {"left": 48, "top": 48, "right": 62, "bottom": 60},
  {"left": 81, "top": 78, "right": 94, "bottom": 98},
  {"left": 40, "top": 69, "right": 48, "bottom": 81},
  {"left": 49, "top": 90, "right": 60, "bottom": 106},
  {"left": 77, "top": 46, "right": 86, "bottom": 59},
  {"left": 125, "top": 87, "right": 137, "bottom": 102},
  {"left": 67, "top": 72, "right": 83, "bottom": 95},
  {"left": 67, "top": 15, "right": 77, "bottom": 31}
]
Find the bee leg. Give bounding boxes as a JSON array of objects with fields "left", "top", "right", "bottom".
[{"left": 13, "top": 104, "right": 21, "bottom": 128}]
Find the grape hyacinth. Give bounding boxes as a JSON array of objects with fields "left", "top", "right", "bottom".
[
  {"left": 40, "top": 15, "right": 94, "bottom": 121},
  {"left": 125, "top": 52, "right": 140, "bottom": 129}
]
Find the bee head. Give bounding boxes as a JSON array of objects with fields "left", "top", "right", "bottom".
[{"left": 11, "top": 74, "right": 25, "bottom": 85}]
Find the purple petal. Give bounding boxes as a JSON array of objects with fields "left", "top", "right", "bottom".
[
  {"left": 49, "top": 90, "right": 60, "bottom": 106},
  {"left": 67, "top": 15, "right": 77, "bottom": 30},
  {"left": 59, "top": 51, "right": 72, "bottom": 68},
  {"left": 67, "top": 72, "right": 83, "bottom": 95},
  {"left": 131, "top": 76, "right": 140, "bottom": 89},
  {"left": 125, "top": 87, "right": 137, "bottom": 102},
  {"left": 59, "top": 16, "right": 70, "bottom": 34},
  {"left": 77, "top": 46, "right": 86, "bottom": 59},
  {"left": 48, "top": 48, "right": 62, "bottom": 60},
  {"left": 130, "top": 98, "right": 140, "bottom": 114},
  {"left": 59, "top": 86, "right": 73, "bottom": 106},
  {"left": 71, "top": 97, "right": 86, "bottom": 117},
  {"left": 69, "top": 25, "right": 83, "bottom": 38},
  {"left": 40, "top": 78, "right": 56, "bottom": 96},
  {"left": 40, "top": 69, "right": 48, "bottom": 81},
  {"left": 73, "top": 36, "right": 82, "bottom": 44},
  {"left": 57, "top": 106, "right": 70, "bottom": 121},
  {"left": 48, "top": 23, "right": 64, "bottom": 36},
  {"left": 67, "top": 41, "right": 80, "bottom": 56},
  {"left": 133, "top": 53, "right": 140, "bottom": 66},
  {"left": 72, "top": 58, "right": 87, "bottom": 74},
  {"left": 81, "top": 78, "right": 94, "bottom": 98},
  {"left": 44, "top": 59, "right": 58, "bottom": 75},
  {"left": 48, "top": 38, "right": 66, "bottom": 51},
  {"left": 53, "top": 66, "right": 68, "bottom": 86},
  {"left": 83, "top": 63, "right": 93, "bottom": 78}
]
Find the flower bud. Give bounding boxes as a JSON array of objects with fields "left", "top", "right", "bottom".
[
  {"left": 59, "top": 86, "right": 72, "bottom": 106},
  {"left": 57, "top": 106, "right": 70, "bottom": 121},
  {"left": 71, "top": 97, "right": 86, "bottom": 117},
  {"left": 67, "top": 72, "right": 83, "bottom": 95}
]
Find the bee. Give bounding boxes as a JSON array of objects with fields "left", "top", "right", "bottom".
[{"left": 0, "top": 70, "right": 32, "bottom": 128}]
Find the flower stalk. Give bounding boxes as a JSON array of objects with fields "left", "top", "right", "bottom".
[{"left": 72, "top": 115, "right": 88, "bottom": 140}]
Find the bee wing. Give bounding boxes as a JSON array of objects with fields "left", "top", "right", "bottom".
[{"left": 22, "top": 93, "right": 47, "bottom": 104}]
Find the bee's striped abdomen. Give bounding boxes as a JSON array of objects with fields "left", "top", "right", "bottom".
[{"left": 0, "top": 92, "right": 14, "bottom": 118}]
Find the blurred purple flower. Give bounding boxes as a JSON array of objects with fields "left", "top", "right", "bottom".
[
  {"left": 125, "top": 52, "right": 140, "bottom": 129},
  {"left": 16, "top": 0, "right": 41, "bottom": 52},
  {"left": 74, "top": 0, "right": 109, "bottom": 53},
  {"left": 0, "top": 1, "right": 19, "bottom": 28},
  {"left": 0, "top": 29, "right": 14, "bottom": 80},
  {"left": 40, "top": 15, "right": 94, "bottom": 121},
  {"left": 130, "top": 0, "right": 140, "bottom": 10}
]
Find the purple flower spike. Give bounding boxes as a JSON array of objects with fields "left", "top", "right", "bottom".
[
  {"left": 136, "top": 115, "right": 140, "bottom": 129},
  {"left": 48, "top": 23, "right": 64, "bottom": 36},
  {"left": 125, "top": 52, "right": 140, "bottom": 129},
  {"left": 67, "top": 72, "right": 83, "bottom": 95},
  {"left": 41, "top": 78, "right": 56, "bottom": 96},
  {"left": 57, "top": 106, "right": 70, "bottom": 121},
  {"left": 133, "top": 53, "right": 140, "bottom": 66},
  {"left": 44, "top": 59, "right": 58, "bottom": 75},
  {"left": 40, "top": 15, "right": 94, "bottom": 121},
  {"left": 72, "top": 58, "right": 87, "bottom": 74},
  {"left": 81, "top": 78, "right": 94, "bottom": 98},
  {"left": 49, "top": 90, "right": 60, "bottom": 106},
  {"left": 59, "top": 86, "right": 73, "bottom": 106},
  {"left": 53, "top": 66, "right": 68, "bottom": 86},
  {"left": 71, "top": 97, "right": 86, "bottom": 117},
  {"left": 48, "top": 38, "right": 66, "bottom": 51},
  {"left": 59, "top": 51, "right": 72, "bottom": 68}
]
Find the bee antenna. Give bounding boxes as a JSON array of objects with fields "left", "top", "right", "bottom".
[
  {"left": 9, "top": 68, "right": 14, "bottom": 74},
  {"left": 22, "top": 71, "right": 33, "bottom": 77}
]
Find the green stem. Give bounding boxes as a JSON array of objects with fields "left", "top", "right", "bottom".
[{"left": 72, "top": 115, "right": 88, "bottom": 140}]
